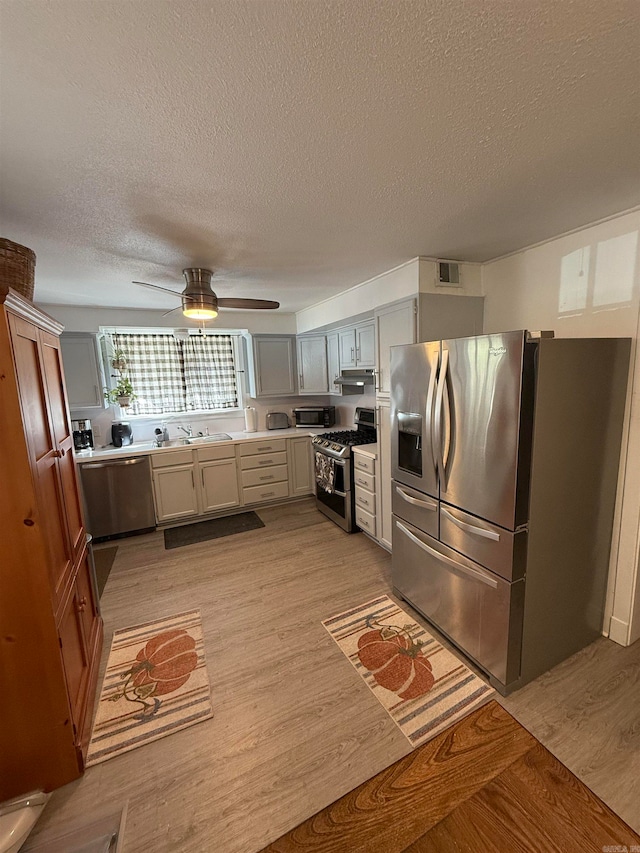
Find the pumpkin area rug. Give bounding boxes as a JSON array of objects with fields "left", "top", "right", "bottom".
[
  {"left": 322, "top": 594, "right": 494, "bottom": 749},
  {"left": 86, "top": 609, "right": 213, "bottom": 766}
]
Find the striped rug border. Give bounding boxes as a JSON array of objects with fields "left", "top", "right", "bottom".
[
  {"left": 86, "top": 609, "right": 213, "bottom": 766},
  {"left": 322, "top": 594, "right": 494, "bottom": 749}
]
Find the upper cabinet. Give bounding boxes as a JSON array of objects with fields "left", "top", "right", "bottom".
[
  {"left": 326, "top": 332, "right": 341, "bottom": 395},
  {"left": 296, "top": 335, "right": 329, "bottom": 394},
  {"left": 338, "top": 321, "right": 375, "bottom": 369},
  {"left": 374, "top": 299, "right": 417, "bottom": 398},
  {"left": 60, "top": 332, "right": 105, "bottom": 410},
  {"left": 245, "top": 335, "right": 298, "bottom": 397}
]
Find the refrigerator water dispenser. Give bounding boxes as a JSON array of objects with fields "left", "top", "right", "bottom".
[{"left": 397, "top": 412, "right": 423, "bottom": 476}]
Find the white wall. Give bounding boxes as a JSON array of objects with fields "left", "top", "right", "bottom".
[
  {"left": 482, "top": 208, "right": 640, "bottom": 645},
  {"left": 296, "top": 257, "right": 483, "bottom": 333}
]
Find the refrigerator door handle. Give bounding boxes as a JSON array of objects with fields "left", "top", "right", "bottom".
[
  {"left": 426, "top": 352, "right": 438, "bottom": 479},
  {"left": 433, "top": 347, "right": 449, "bottom": 484},
  {"left": 396, "top": 486, "right": 438, "bottom": 511},
  {"left": 441, "top": 506, "right": 501, "bottom": 541},
  {"left": 396, "top": 521, "right": 499, "bottom": 588}
]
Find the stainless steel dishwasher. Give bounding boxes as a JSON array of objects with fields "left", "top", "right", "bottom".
[{"left": 79, "top": 455, "right": 156, "bottom": 540}]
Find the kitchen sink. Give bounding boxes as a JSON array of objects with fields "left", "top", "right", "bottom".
[{"left": 183, "top": 433, "right": 233, "bottom": 444}]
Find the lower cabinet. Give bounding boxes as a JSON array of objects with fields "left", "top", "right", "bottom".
[
  {"left": 288, "top": 435, "right": 314, "bottom": 496},
  {"left": 153, "top": 460, "right": 200, "bottom": 522},
  {"left": 151, "top": 437, "right": 315, "bottom": 524},
  {"left": 239, "top": 438, "right": 290, "bottom": 505},
  {"left": 353, "top": 448, "right": 378, "bottom": 539},
  {"left": 152, "top": 445, "right": 241, "bottom": 521},
  {"left": 200, "top": 458, "right": 240, "bottom": 513},
  {"left": 57, "top": 546, "right": 102, "bottom": 756}
]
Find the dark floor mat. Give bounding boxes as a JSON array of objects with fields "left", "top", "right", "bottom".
[
  {"left": 93, "top": 546, "right": 118, "bottom": 598},
  {"left": 164, "top": 511, "right": 265, "bottom": 549}
]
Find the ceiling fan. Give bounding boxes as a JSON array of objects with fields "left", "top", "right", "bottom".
[{"left": 133, "top": 268, "right": 279, "bottom": 320}]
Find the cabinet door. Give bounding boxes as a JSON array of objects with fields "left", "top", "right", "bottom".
[
  {"left": 153, "top": 465, "right": 199, "bottom": 521},
  {"left": 41, "top": 331, "right": 86, "bottom": 559},
  {"left": 60, "top": 333, "right": 104, "bottom": 409},
  {"left": 200, "top": 459, "right": 241, "bottom": 513},
  {"left": 376, "top": 402, "right": 392, "bottom": 550},
  {"left": 58, "top": 575, "right": 91, "bottom": 739},
  {"left": 297, "top": 336, "right": 328, "bottom": 394},
  {"left": 253, "top": 336, "right": 297, "bottom": 396},
  {"left": 288, "top": 437, "right": 313, "bottom": 496},
  {"left": 375, "top": 299, "right": 417, "bottom": 397},
  {"left": 356, "top": 322, "right": 376, "bottom": 367},
  {"left": 326, "top": 332, "right": 341, "bottom": 394},
  {"left": 8, "top": 315, "right": 74, "bottom": 608},
  {"left": 339, "top": 329, "right": 356, "bottom": 368}
]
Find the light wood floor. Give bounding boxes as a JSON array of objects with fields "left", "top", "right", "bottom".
[{"left": 24, "top": 499, "right": 640, "bottom": 851}]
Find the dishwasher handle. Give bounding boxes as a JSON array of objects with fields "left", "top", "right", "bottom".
[{"left": 81, "top": 458, "right": 148, "bottom": 469}]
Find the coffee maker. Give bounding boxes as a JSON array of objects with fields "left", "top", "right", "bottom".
[{"left": 72, "top": 419, "right": 94, "bottom": 451}]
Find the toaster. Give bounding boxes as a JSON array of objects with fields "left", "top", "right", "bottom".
[{"left": 266, "top": 412, "right": 289, "bottom": 430}]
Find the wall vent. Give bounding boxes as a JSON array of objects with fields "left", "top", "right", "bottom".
[{"left": 437, "top": 261, "right": 461, "bottom": 287}]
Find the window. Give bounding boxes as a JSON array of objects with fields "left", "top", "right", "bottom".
[{"left": 106, "top": 330, "right": 240, "bottom": 416}]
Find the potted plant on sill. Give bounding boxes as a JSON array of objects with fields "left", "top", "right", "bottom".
[{"left": 104, "top": 350, "right": 137, "bottom": 408}]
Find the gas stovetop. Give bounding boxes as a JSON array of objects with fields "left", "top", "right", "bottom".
[{"left": 312, "top": 407, "right": 377, "bottom": 458}]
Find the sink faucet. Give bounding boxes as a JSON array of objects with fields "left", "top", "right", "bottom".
[{"left": 177, "top": 424, "right": 193, "bottom": 437}]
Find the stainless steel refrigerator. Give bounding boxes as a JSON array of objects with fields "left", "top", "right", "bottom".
[{"left": 390, "top": 330, "right": 630, "bottom": 694}]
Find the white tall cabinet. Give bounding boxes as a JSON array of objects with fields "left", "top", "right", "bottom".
[{"left": 297, "top": 335, "right": 329, "bottom": 394}]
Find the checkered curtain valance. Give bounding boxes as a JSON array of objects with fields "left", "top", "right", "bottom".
[{"left": 182, "top": 334, "right": 238, "bottom": 410}]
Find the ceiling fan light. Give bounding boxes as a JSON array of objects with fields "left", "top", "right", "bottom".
[
  {"left": 182, "top": 305, "right": 218, "bottom": 319},
  {"left": 182, "top": 293, "right": 218, "bottom": 320}
]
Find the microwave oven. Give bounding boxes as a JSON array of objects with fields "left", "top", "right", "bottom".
[{"left": 293, "top": 406, "right": 336, "bottom": 428}]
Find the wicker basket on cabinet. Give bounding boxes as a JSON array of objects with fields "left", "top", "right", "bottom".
[{"left": 0, "top": 238, "right": 36, "bottom": 301}]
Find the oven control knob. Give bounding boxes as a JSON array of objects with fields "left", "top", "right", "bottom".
[{"left": 332, "top": 443, "right": 341, "bottom": 451}]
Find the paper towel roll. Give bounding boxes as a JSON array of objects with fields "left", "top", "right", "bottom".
[{"left": 244, "top": 406, "right": 257, "bottom": 432}]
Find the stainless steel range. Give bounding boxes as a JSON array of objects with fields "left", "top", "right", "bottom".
[{"left": 312, "top": 407, "right": 377, "bottom": 532}]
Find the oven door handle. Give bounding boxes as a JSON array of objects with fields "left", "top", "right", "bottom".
[{"left": 314, "top": 452, "right": 346, "bottom": 467}]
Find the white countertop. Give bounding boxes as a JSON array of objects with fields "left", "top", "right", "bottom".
[
  {"left": 74, "top": 427, "right": 333, "bottom": 463},
  {"left": 352, "top": 442, "right": 378, "bottom": 459}
]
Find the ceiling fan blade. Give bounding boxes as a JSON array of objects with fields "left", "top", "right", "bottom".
[
  {"left": 217, "top": 298, "right": 280, "bottom": 310},
  {"left": 132, "top": 280, "right": 184, "bottom": 298},
  {"left": 160, "top": 305, "right": 185, "bottom": 317}
]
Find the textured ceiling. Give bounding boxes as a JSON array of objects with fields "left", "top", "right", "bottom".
[{"left": 1, "top": 0, "right": 639, "bottom": 314}]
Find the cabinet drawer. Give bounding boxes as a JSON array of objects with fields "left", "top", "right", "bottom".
[
  {"left": 242, "top": 464, "right": 288, "bottom": 488},
  {"left": 355, "top": 488, "right": 376, "bottom": 514},
  {"left": 152, "top": 449, "right": 193, "bottom": 468},
  {"left": 197, "top": 444, "right": 235, "bottom": 462},
  {"left": 240, "top": 451, "right": 287, "bottom": 470},
  {"left": 354, "top": 454, "right": 376, "bottom": 475},
  {"left": 242, "top": 480, "right": 289, "bottom": 504},
  {"left": 238, "top": 439, "right": 286, "bottom": 456},
  {"left": 354, "top": 469, "right": 375, "bottom": 491},
  {"left": 355, "top": 505, "right": 376, "bottom": 536}
]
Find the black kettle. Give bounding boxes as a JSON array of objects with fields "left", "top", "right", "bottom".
[{"left": 111, "top": 421, "right": 133, "bottom": 447}]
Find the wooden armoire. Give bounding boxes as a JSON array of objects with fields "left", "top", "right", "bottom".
[{"left": 0, "top": 286, "right": 103, "bottom": 800}]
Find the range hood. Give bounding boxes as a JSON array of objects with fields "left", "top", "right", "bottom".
[{"left": 334, "top": 369, "right": 376, "bottom": 394}]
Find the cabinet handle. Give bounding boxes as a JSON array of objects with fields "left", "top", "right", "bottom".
[
  {"left": 375, "top": 369, "right": 381, "bottom": 391},
  {"left": 350, "top": 346, "right": 354, "bottom": 361},
  {"left": 360, "top": 497, "right": 369, "bottom": 505},
  {"left": 77, "top": 596, "right": 87, "bottom": 612},
  {"left": 357, "top": 477, "right": 368, "bottom": 486},
  {"left": 259, "top": 475, "right": 274, "bottom": 481},
  {"left": 299, "top": 373, "right": 304, "bottom": 390},
  {"left": 191, "top": 471, "right": 195, "bottom": 489},
  {"left": 258, "top": 446, "right": 273, "bottom": 452},
  {"left": 201, "top": 469, "right": 205, "bottom": 488},
  {"left": 258, "top": 459, "right": 272, "bottom": 465},
  {"left": 356, "top": 346, "right": 361, "bottom": 360},
  {"left": 261, "top": 491, "right": 275, "bottom": 497},
  {"left": 53, "top": 448, "right": 65, "bottom": 458}
]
